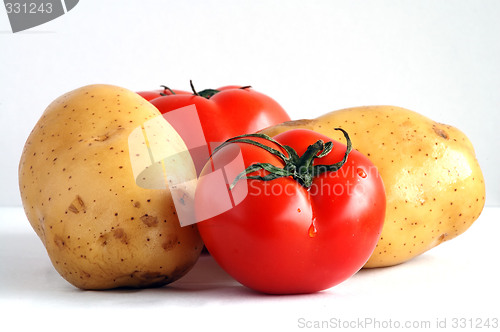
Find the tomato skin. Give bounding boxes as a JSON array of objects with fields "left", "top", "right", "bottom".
[
  {"left": 151, "top": 86, "right": 289, "bottom": 144},
  {"left": 149, "top": 86, "right": 290, "bottom": 174},
  {"left": 195, "top": 129, "right": 386, "bottom": 294}
]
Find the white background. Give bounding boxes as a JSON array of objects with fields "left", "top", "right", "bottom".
[
  {"left": 1, "top": 1, "right": 499, "bottom": 332},
  {"left": 0, "top": 0, "right": 498, "bottom": 207}
]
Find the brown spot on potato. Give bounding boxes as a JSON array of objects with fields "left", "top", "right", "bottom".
[
  {"left": 54, "top": 235, "right": 65, "bottom": 248},
  {"left": 98, "top": 234, "right": 109, "bottom": 246},
  {"left": 113, "top": 228, "right": 128, "bottom": 244},
  {"left": 68, "top": 195, "right": 86, "bottom": 213},
  {"left": 139, "top": 272, "right": 168, "bottom": 281},
  {"left": 433, "top": 125, "right": 449, "bottom": 139},
  {"left": 141, "top": 214, "right": 158, "bottom": 227},
  {"left": 126, "top": 271, "right": 170, "bottom": 286},
  {"left": 162, "top": 234, "right": 179, "bottom": 251},
  {"left": 113, "top": 228, "right": 124, "bottom": 239},
  {"left": 68, "top": 204, "right": 79, "bottom": 214}
]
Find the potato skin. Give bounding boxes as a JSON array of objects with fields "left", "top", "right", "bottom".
[
  {"left": 260, "top": 106, "right": 486, "bottom": 268},
  {"left": 19, "top": 84, "right": 203, "bottom": 289}
]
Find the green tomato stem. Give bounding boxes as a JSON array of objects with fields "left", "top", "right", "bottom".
[
  {"left": 189, "top": 80, "right": 220, "bottom": 99},
  {"left": 211, "top": 128, "right": 352, "bottom": 190},
  {"left": 159, "top": 85, "right": 176, "bottom": 96}
]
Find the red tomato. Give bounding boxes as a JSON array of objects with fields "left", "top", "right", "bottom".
[
  {"left": 195, "top": 128, "right": 386, "bottom": 294},
  {"left": 149, "top": 82, "right": 290, "bottom": 174},
  {"left": 136, "top": 85, "right": 190, "bottom": 101}
]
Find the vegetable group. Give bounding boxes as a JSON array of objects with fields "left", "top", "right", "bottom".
[
  {"left": 195, "top": 128, "right": 386, "bottom": 294},
  {"left": 260, "top": 105, "right": 486, "bottom": 267},
  {"left": 18, "top": 82, "right": 486, "bottom": 294}
]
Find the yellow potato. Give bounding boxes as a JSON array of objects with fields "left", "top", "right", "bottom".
[
  {"left": 19, "top": 84, "right": 203, "bottom": 289},
  {"left": 260, "top": 106, "right": 485, "bottom": 267}
]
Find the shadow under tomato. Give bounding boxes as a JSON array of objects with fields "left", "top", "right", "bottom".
[{"left": 167, "top": 253, "right": 241, "bottom": 291}]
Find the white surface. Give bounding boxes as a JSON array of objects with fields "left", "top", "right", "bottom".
[
  {"left": 1, "top": 206, "right": 499, "bottom": 332},
  {"left": 0, "top": 0, "right": 499, "bottom": 207}
]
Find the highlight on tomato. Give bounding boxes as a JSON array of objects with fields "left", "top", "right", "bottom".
[{"left": 194, "top": 128, "right": 386, "bottom": 294}]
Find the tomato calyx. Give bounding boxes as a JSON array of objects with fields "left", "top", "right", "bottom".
[
  {"left": 189, "top": 80, "right": 253, "bottom": 99},
  {"left": 190, "top": 80, "right": 219, "bottom": 99},
  {"left": 213, "top": 128, "right": 353, "bottom": 189}
]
